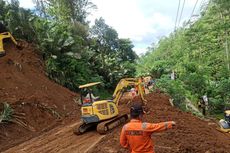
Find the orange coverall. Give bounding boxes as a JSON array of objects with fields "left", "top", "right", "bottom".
[{"left": 120, "top": 119, "right": 173, "bottom": 153}]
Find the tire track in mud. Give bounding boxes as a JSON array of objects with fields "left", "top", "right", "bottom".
[{"left": 3, "top": 122, "right": 104, "bottom": 153}]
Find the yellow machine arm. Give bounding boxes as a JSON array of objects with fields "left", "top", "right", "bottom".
[
  {"left": 112, "top": 78, "right": 146, "bottom": 106},
  {"left": 0, "top": 32, "right": 19, "bottom": 56}
]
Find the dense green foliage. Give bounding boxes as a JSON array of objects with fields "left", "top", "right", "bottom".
[
  {"left": 137, "top": 0, "right": 230, "bottom": 114},
  {"left": 0, "top": 0, "right": 137, "bottom": 91}
]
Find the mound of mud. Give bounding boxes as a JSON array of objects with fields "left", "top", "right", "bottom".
[
  {"left": 0, "top": 43, "right": 79, "bottom": 151},
  {"left": 89, "top": 92, "right": 230, "bottom": 153}
]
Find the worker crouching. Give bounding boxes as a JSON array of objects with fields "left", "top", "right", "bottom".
[{"left": 120, "top": 103, "right": 176, "bottom": 153}]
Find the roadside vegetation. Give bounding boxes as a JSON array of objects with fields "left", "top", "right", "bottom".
[{"left": 136, "top": 0, "right": 230, "bottom": 115}]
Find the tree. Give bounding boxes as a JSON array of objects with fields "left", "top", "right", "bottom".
[
  {"left": 136, "top": 0, "right": 230, "bottom": 113},
  {"left": 117, "top": 38, "right": 137, "bottom": 62}
]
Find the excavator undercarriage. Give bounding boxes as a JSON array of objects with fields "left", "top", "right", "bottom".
[
  {"left": 74, "top": 114, "right": 128, "bottom": 135},
  {"left": 96, "top": 114, "right": 128, "bottom": 134}
]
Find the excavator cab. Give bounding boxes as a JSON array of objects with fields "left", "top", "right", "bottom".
[
  {"left": 74, "top": 78, "right": 146, "bottom": 135},
  {"left": 79, "top": 82, "right": 101, "bottom": 104},
  {"left": 75, "top": 82, "right": 120, "bottom": 135}
]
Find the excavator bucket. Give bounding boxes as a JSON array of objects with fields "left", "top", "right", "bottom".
[
  {"left": 16, "top": 41, "right": 25, "bottom": 50},
  {"left": 216, "top": 127, "right": 230, "bottom": 133}
]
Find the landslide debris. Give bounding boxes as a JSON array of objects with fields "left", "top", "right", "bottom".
[
  {"left": 0, "top": 42, "right": 79, "bottom": 151},
  {"left": 89, "top": 92, "right": 230, "bottom": 153}
]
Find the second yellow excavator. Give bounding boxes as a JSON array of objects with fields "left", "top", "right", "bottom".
[
  {"left": 0, "top": 23, "right": 24, "bottom": 57},
  {"left": 0, "top": 32, "right": 23, "bottom": 57},
  {"left": 74, "top": 78, "right": 146, "bottom": 135}
]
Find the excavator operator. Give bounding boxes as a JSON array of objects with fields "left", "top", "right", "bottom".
[
  {"left": 83, "top": 89, "right": 99, "bottom": 103},
  {"left": 120, "top": 103, "right": 176, "bottom": 153}
]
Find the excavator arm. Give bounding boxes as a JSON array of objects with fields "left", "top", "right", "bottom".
[
  {"left": 0, "top": 32, "right": 21, "bottom": 56},
  {"left": 112, "top": 78, "right": 146, "bottom": 106}
]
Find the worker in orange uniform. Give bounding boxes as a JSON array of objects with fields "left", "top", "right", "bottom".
[{"left": 120, "top": 103, "right": 176, "bottom": 153}]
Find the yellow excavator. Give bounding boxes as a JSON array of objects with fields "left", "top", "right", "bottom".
[
  {"left": 74, "top": 78, "right": 146, "bottom": 135},
  {"left": 218, "top": 109, "right": 230, "bottom": 133},
  {"left": 0, "top": 23, "right": 23, "bottom": 57}
]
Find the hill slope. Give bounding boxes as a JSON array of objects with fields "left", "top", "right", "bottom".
[{"left": 0, "top": 42, "right": 79, "bottom": 151}]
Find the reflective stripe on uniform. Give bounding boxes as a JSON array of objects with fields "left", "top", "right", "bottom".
[
  {"left": 124, "top": 124, "right": 128, "bottom": 131},
  {"left": 142, "top": 122, "right": 147, "bottom": 129},
  {"left": 164, "top": 122, "right": 168, "bottom": 129},
  {"left": 126, "top": 130, "right": 143, "bottom": 135},
  {"left": 125, "top": 124, "right": 144, "bottom": 136}
]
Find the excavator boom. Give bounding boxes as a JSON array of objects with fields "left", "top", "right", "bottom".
[
  {"left": 112, "top": 78, "right": 146, "bottom": 105},
  {"left": 0, "top": 32, "right": 22, "bottom": 57}
]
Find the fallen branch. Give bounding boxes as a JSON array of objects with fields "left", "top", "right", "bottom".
[
  {"left": 36, "top": 103, "right": 61, "bottom": 119},
  {"left": 155, "top": 145, "right": 173, "bottom": 150},
  {"left": 0, "top": 102, "right": 35, "bottom": 131},
  {"left": 11, "top": 118, "right": 35, "bottom": 131}
]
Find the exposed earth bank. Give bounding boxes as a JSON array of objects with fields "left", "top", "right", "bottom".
[{"left": 0, "top": 42, "right": 79, "bottom": 151}]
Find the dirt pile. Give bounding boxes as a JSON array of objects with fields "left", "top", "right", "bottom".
[
  {"left": 0, "top": 42, "right": 79, "bottom": 151},
  {"left": 89, "top": 92, "right": 230, "bottom": 153}
]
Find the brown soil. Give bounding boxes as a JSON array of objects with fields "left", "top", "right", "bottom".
[
  {"left": 1, "top": 93, "right": 131, "bottom": 153},
  {"left": 0, "top": 42, "right": 79, "bottom": 151},
  {"left": 88, "top": 92, "right": 230, "bottom": 153},
  {"left": 3, "top": 121, "right": 104, "bottom": 153}
]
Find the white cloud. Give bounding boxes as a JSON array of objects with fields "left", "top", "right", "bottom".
[
  {"left": 186, "top": 0, "right": 203, "bottom": 7},
  {"left": 19, "top": 0, "right": 35, "bottom": 9},
  {"left": 88, "top": 0, "right": 175, "bottom": 55},
  {"left": 133, "top": 47, "right": 147, "bottom": 56},
  {"left": 17, "top": 0, "right": 205, "bottom": 55},
  {"left": 89, "top": 0, "right": 153, "bottom": 40}
]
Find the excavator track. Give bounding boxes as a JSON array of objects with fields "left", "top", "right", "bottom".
[
  {"left": 96, "top": 114, "right": 129, "bottom": 134},
  {"left": 73, "top": 121, "right": 96, "bottom": 135}
]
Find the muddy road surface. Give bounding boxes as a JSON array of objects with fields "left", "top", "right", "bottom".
[{"left": 3, "top": 122, "right": 104, "bottom": 153}]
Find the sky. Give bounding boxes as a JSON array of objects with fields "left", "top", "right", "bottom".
[{"left": 17, "top": 0, "right": 206, "bottom": 55}]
